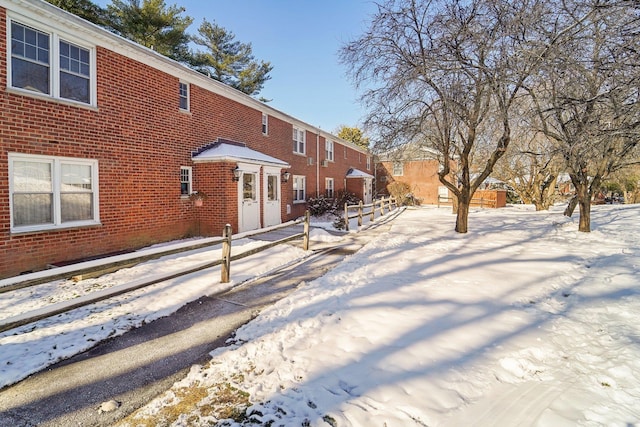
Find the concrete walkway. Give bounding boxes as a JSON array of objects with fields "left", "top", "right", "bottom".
[{"left": 0, "top": 213, "right": 400, "bottom": 426}]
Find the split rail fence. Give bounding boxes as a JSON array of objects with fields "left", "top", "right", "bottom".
[
  {"left": 344, "top": 196, "right": 398, "bottom": 231},
  {"left": 0, "top": 212, "right": 312, "bottom": 333}
]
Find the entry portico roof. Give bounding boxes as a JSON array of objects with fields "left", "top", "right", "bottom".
[
  {"left": 192, "top": 139, "right": 290, "bottom": 168},
  {"left": 346, "top": 168, "right": 374, "bottom": 179}
]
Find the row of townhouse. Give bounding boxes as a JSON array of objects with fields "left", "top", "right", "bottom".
[{"left": 0, "top": 0, "right": 373, "bottom": 278}]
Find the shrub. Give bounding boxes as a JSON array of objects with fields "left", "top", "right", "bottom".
[
  {"left": 307, "top": 195, "right": 335, "bottom": 216},
  {"left": 306, "top": 191, "right": 359, "bottom": 217},
  {"left": 387, "top": 181, "right": 421, "bottom": 206}
]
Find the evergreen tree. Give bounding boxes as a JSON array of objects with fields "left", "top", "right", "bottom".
[
  {"left": 46, "top": 0, "right": 107, "bottom": 25},
  {"left": 190, "top": 19, "right": 272, "bottom": 96},
  {"left": 337, "top": 126, "right": 370, "bottom": 150},
  {"left": 105, "top": 0, "right": 193, "bottom": 62}
]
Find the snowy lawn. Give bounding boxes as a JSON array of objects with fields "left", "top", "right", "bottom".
[{"left": 117, "top": 204, "right": 640, "bottom": 427}]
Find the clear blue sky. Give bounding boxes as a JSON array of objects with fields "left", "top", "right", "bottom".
[{"left": 94, "top": 0, "right": 377, "bottom": 133}]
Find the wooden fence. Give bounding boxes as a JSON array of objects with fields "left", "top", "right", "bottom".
[
  {"left": 0, "top": 212, "right": 311, "bottom": 333},
  {"left": 344, "top": 197, "right": 398, "bottom": 231},
  {"left": 437, "top": 196, "right": 497, "bottom": 208}
]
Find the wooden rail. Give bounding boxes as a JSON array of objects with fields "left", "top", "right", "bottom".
[
  {"left": 0, "top": 212, "right": 311, "bottom": 333},
  {"left": 344, "top": 197, "right": 398, "bottom": 231},
  {"left": 437, "top": 196, "right": 497, "bottom": 208}
]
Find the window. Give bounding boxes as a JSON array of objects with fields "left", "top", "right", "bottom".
[
  {"left": 366, "top": 156, "right": 371, "bottom": 170},
  {"left": 344, "top": 147, "right": 348, "bottom": 159},
  {"left": 393, "top": 162, "right": 404, "bottom": 176},
  {"left": 9, "top": 153, "right": 99, "bottom": 232},
  {"left": 293, "top": 127, "right": 305, "bottom": 154},
  {"left": 10, "top": 21, "right": 94, "bottom": 105},
  {"left": 325, "top": 140, "right": 334, "bottom": 162},
  {"left": 180, "top": 167, "right": 192, "bottom": 196},
  {"left": 293, "top": 175, "right": 306, "bottom": 202},
  {"left": 262, "top": 113, "right": 269, "bottom": 135},
  {"left": 267, "top": 175, "right": 278, "bottom": 201},
  {"left": 179, "top": 82, "right": 189, "bottom": 110},
  {"left": 243, "top": 173, "right": 257, "bottom": 201},
  {"left": 325, "top": 178, "right": 334, "bottom": 198}
]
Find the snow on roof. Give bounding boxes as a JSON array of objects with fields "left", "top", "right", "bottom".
[
  {"left": 192, "top": 140, "right": 290, "bottom": 167},
  {"left": 346, "top": 168, "right": 374, "bottom": 179}
]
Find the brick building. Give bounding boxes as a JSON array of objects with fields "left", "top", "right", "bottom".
[
  {"left": 375, "top": 144, "right": 451, "bottom": 204},
  {"left": 0, "top": 0, "right": 372, "bottom": 278}
]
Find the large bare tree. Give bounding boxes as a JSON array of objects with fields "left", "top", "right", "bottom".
[
  {"left": 341, "top": 0, "right": 575, "bottom": 233},
  {"left": 527, "top": 0, "right": 640, "bottom": 231}
]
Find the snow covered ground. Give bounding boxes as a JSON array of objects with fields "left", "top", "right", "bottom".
[
  {"left": 3, "top": 204, "right": 640, "bottom": 426},
  {"left": 122, "top": 204, "right": 640, "bottom": 427}
]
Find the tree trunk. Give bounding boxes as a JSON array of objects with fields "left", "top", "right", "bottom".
[
  {"left": 564, "top": 196, "right": 578, "bottom": 217},
  {"left": 573, "top": 181, "right": 592, "bottom": 232},
  {"left": 578, "top": 197, "right": 591, "bottom": 232},
  {"left": 455, "top": 193, "right": 470, "bottom": 233}
]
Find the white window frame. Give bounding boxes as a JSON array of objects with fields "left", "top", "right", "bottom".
[
  {"left": 7, "top": 17, "right": 97, "bottom": 107},
  {"left": 344, "top": 146, "right": 348, "bottom": 159},
  {"left": 9, "top": 153, "right": 100, "bottom": 233},
  {"left": 180, "top": 166, "right": 192, "bottom": 196},
  {"left": 293, "top": 175, "right": 306, "bottom": 203},
  {"left": 325, "top": 140, "right": 334, "bottom": 162},
  {"left": 293, "top": 127, "right": 306, "bottom": 154},
  {"left": 393, "top": 162, "right": 404, "bottom": 176},
  {"left": 179, "top": 81, "right": 189, "bottom": 111},
  {"left": 262, "top": 113, "right": 269, "bottom": 135},
  {"left": 325, "top": 178, "right": 334, "bottom": 198},
  {"left": 366, "top": 156, "right": 371, "bottom": 170}
]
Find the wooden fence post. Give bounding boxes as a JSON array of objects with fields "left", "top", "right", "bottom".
[
  {"left": 370, "top": 200, "right": 375, "bottom": 221},
  {"left": 221, "top": 224, "right": 232, "bottom": 283},
  {"left": 303, "top": 210, "right": 310, "bottom": 251},
  {"left": 344, "top": 202, "right": 349, "bottom": 231},
  {"left": 358, "top": 201, "right": 363, "bottom": 227}
]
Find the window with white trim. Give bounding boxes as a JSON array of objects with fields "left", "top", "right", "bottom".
[
  {"left": 393, "top": 162, "right": 404, "bottom": 176},
  {"left": 9, "top": 20, "right": 95, "bottom": 105},
  {"left": 325, "top": 178, "right": 334, "bottom": 198},
  {"left": 325, "top": 140, "right": 334, "bottom": 162},
  {"left": 366, "top": 156, "right": 371, "bottom": 170},
  {"left": 9, "top": 153, "right": 99, "bottom": 232},
  {"left": 344, "top": 146, "right": 348, "bottom": 159},
  {"left": 179, "top": 82, "right": 189, "bottom": 111},
  {"left": 180, "top": 166, "right": 192, "bottom": 196},
  {"left": 293, "top": 175, "right": 306, "bottom": 202},
  {"left": 262, "top": 113, "right": 269, "bottom": 135},
  {"left": 293, "top": 127, "right": 305, "bottom": 154}
]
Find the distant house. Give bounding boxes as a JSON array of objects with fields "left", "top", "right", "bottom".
[
  {"left": 375, "top": 144, "right": 453, "bottom": 204},
  {"left": 0, "top": 0, "right": 373, "bottom": 278}
]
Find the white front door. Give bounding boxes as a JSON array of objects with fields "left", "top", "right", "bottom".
[
  {"left": 363, "top": 178, "right": 373, "bottom": 204},
  {"left": 263, "top": 168, "right": 282, "bottom": 227},
  {"left": 239, "top": 164, "right": 261, "bottom": 232}
]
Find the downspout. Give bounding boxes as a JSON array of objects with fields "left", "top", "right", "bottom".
[{"left": 316, "top": 128, "right": 320, "bottom": 197}]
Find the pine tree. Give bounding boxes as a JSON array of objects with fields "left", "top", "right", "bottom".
[{"left": 190, "top": 19, "right": 272, "bottom": 96}]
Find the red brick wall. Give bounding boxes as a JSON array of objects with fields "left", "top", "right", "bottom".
[
  {"left": 0, "top": 7, "right": 369, "bottom": 277},
  {"left": 376, "top": 159, "right": 444, "bottom": 204}
]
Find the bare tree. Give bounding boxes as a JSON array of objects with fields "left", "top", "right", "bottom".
[
  {"left": 528, "top": 0, "right": 640, "bottom": 231},
  {"left": 341, "top": 0, "right": 574, "bottom": 233},
  {"left": 493, "top": 114, "right": 565, "bottom": 210}
]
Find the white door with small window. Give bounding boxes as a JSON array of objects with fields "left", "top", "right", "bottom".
[
  {"left": 363, "top": 178, "right": 373, "bottom": 204},
  {"left": 264, "top": 167, "right": 282, "bottom": 227},
  {"left": 238, "top": 164, "right": 260, "bottom": 232}
]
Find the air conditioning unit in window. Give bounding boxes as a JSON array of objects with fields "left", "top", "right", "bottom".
[
  {"left": 321, "top": 160, "right": 329, "bottom": 167},
  {"left": 307, "top": 157, "right": 314, "bottom": 166}
]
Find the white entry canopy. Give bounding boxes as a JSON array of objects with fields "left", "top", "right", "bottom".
[
  {"left": 192, "top": 139, "right": 290, "bottom": 168},
  {"left": 346, "top": 168, "right": 374, "bottom": 179}
]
